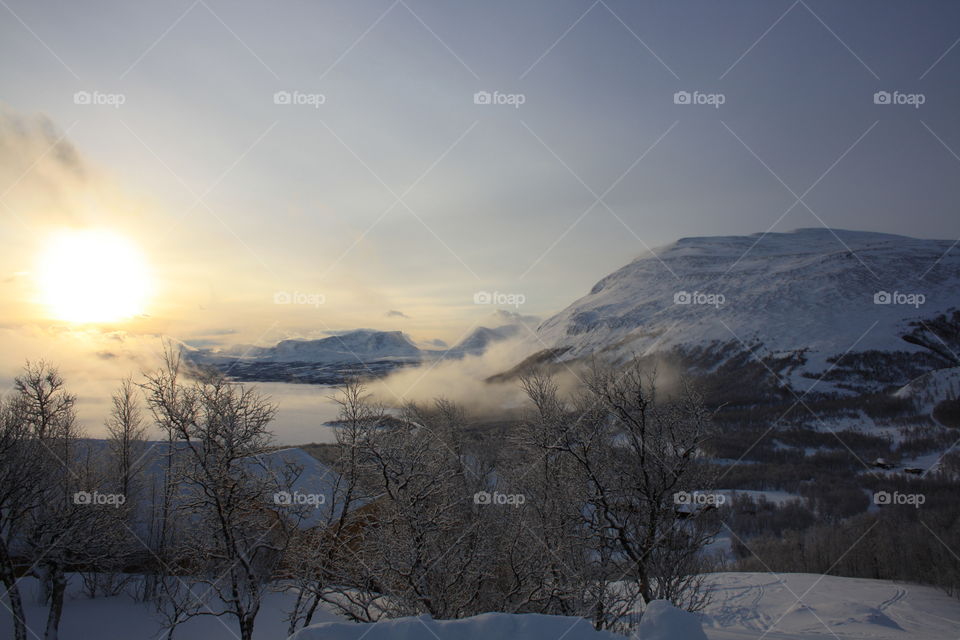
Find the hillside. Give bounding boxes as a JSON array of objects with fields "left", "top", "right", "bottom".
[{"left": 530, "top": 229, "right": 960, "bottom": 393}]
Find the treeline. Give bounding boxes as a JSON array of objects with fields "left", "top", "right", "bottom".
[
  {"left": 721, "top": 469, "right": 960, "bottom": 596},
  {"left": 735, "top": 507, "right": 960, "bottom": 596},
  {"left": 0, "top": 353, "right": 720, "bottom": 640}
]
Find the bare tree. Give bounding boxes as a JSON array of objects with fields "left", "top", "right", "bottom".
[
  {"left": 139, "top": 343, "right": 186, "bottom": 603},
  {"left": 9, "top": 361, "right": 121, "bottom": 640},
  {"left": 519, "top": 360, "right": 717, "bottom": 629},
  {"left": 355, "top": 399, "right": 493, "bottom": 619},
  {"left": 105, "top": 376, "right": 148, "bottom": 498},
  {"left": 509, "top": 371, "right": 598, "bottom": 618},
  {"left": 286, "top": 378, "right": 382, "bottom": 633},
  {"left": 0, "top": 397, "right": 46, "bottom": 640},
  {"left": 143, "top": 355, "right": 295, "bottom": 640}
]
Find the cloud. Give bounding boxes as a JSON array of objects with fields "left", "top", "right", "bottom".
[
  {"left": 182, "top": 339, "right": 225, "bottom": 348},
  {"left": 385, "top": 310, "right": 410, "bottom": 319},
  {"left": 204, "top": 328, "right": 239, "bottom": 336},
  {"left": 0, "top": 106, "right": 89, "bottom": 228},
  {"left": 490, "top": 309, "right": 540, "bottom": 326},
  {"left": 366, "top": 334, "right": 544, "bottom": 416},
  {"left": 0, "top": 326, "right": 169, "bottom": 438}
]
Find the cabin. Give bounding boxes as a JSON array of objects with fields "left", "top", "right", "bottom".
[{"left": 871, "top": 458, "right": 896, "bottom": 470}]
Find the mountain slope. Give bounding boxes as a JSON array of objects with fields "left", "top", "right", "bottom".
[
  {"left": 447, "top": 324, "right": 522, "bottom": 356},
  {"left": 533, "top": 229, "right": 960, "bottom": 391},
  {"left": 196, "top": 329, "right": 423, "bottom": 364}
]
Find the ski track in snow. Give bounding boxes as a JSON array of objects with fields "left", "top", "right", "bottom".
[{"left": 701, "top": 573, "right": 960, "bottom": 639}]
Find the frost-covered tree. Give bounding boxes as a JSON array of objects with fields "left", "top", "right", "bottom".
[
  {"left": 355, "top": 399, "right": 493, "bottom": 619},
  {"left": 143, "top": 353, "right": 297, "bottom": 640},
  {"left": 285, "top": 378, "right": 383, "bottom": 633},
  {"left": 519, "top": 360, "right": 718, "bottom": 629},
  {"left": 0, "top": 396, "right": 46, "bottom": 640},
  {"left": 7, "top": 362, "right": 121, "bottom": 640},
  {"left": 105, "top": 376, "right": 148, "bottom": 499}
]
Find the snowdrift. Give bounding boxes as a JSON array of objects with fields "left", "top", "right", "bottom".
[
  {"left": 636, "top": 600, "right": 707, "bottom": 639},
  {"left": 290, "top": 613, "right": 623, "bottom": 640}
]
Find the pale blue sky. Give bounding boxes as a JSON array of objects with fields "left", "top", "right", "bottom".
[{"left": 2, "top": 0, "right": 960, "bottom": 345}]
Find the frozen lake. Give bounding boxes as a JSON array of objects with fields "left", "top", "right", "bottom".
[{"left": 255, "top": 382, "right": 343, "bottom": 445}]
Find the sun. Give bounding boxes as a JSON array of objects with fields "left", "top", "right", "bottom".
[{"left": 37, "top": 229, "right": 152, "bottom": 323}]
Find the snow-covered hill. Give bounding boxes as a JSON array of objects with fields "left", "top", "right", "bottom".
[
  {"left": 895, "top": 366, "right": 960, "bottom": 415},
  {"left": 533, "top": 229, "right": 960, "bottom": 390},
  {"left": 194, "top": 322, "right": 525, "bottom": 366},
  {"left": 199, "top": 329, "right": 423, "bottom": 364},
  {"left": 447, "top": 324, "right": 522, "bottom": 356},
  {"left": 71, "top": 440, "right": 346, "bottom": 534}
]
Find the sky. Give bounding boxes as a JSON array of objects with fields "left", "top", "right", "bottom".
[{"left": 2, "top": 0, "right": 960, "bottom": 435}]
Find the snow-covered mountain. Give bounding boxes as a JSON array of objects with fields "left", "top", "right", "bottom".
[
  {"left": 531, "top": 229, "right": 960, "bottom": 390},
  {"left": 447, "top": 324, "right": 522, "bottom": 356},
  {"left": 198, "top": 330, "right": 423, "bottom": 364},
  {"left": 189, "top": 319, "right": 530, "bottom": 384}
]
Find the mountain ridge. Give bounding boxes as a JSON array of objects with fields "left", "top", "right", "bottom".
[{"left": 529, "top": 228, "right": 960, "bottom": 393}]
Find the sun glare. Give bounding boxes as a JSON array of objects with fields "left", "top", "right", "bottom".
[{"left": 38, "top": 229, "right": 151, "bottom": 323}]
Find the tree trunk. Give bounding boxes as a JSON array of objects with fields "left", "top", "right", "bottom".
[
  {"left": 286, "top": 590, "right": 304, "bottom": 637},
  {"left": 0, "top": 542, "right": 28, "bottom": 640},
  {"left": 43, "top": 566, "right": 66, "bottom": 640},
  {"left": 239, "top": 614, "right": 255, "bottom": 640},
  {"left": 303, "top": 593, "right": 321, "bottom": 628}
]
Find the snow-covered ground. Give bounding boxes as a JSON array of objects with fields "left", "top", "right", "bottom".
[
  {"left": 291, "top": 613, "right": 624, "bottom": 640},
  {"left": 700, "top": 572, "right": 960, "bottom": 639},
  {"left": 895, "top": 366, "right": 960, "bottom": 416},
  {"left": 4, "top": 572, "right": 958, "bottom": 639},
  {"left": 0, "top": 575, "right": 339, "bottom": 640}
]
